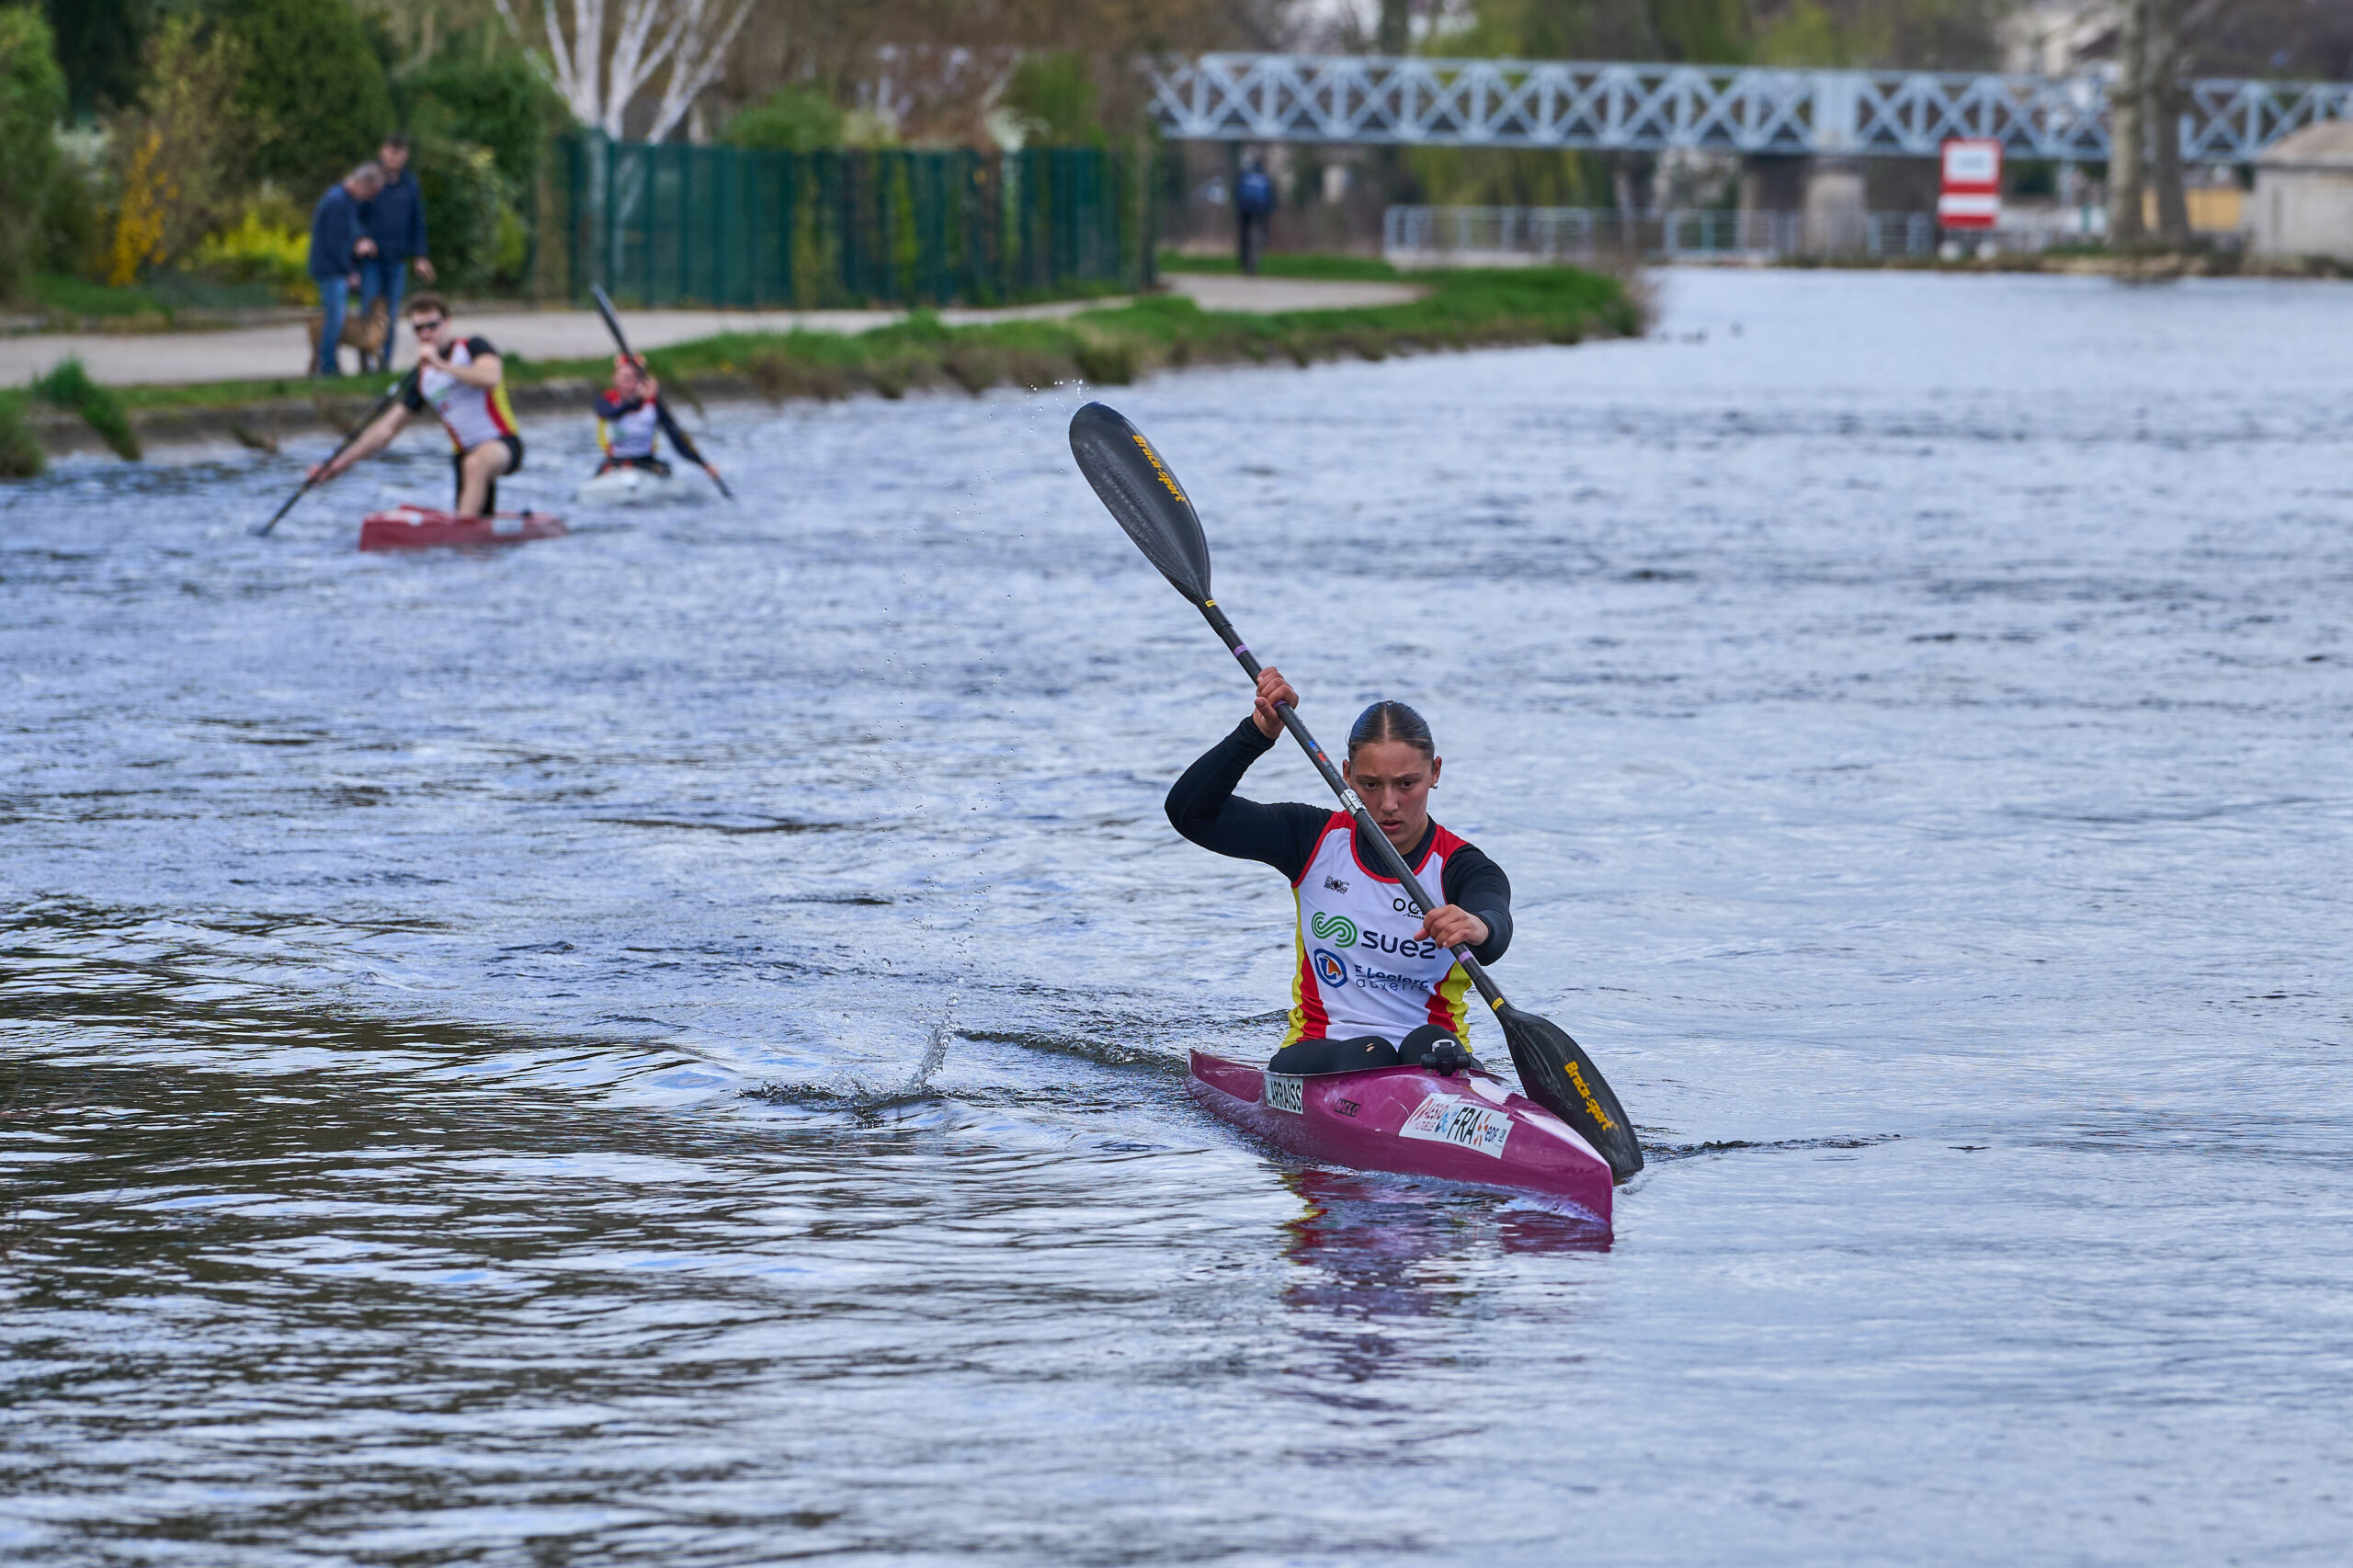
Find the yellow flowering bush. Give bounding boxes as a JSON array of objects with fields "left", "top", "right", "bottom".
[
  {"left": 108, "top": 128, "right": 171, "bottom": 286},
  {"left": 190, "top": 208, "right": 310, "bottom": 294}
]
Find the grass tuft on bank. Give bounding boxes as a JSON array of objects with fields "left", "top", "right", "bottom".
[
  {"left": 0, "top": 394, "right": 43, "bottom": 479},
  {"left": 33, "top": 358, "right": 142, "bottom": 460}
]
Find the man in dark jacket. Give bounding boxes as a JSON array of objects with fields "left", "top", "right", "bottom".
[
  {"left": 308, "top": 162, "right": 383, "bottom": 377},
  {"left": 1234, "top": 157, "right": 1275, "bottom": 275},
  {"left": 357, "top": 133, "right": 434, "bottom": 371}
]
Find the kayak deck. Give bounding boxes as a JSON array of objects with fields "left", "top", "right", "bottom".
[
  {"left": 1188, "top": 1049, "right": 1613, "bottom": 1223},
  {"left": 359, "top": 506, "right": 568, "bottom": 552},
  {"left": 574, "top": 466, "right": 692, "bottom": 507}
]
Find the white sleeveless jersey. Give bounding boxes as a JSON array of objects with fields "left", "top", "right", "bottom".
[
  {"left": 1285, "top": 811, "right": 1474, "bottom": 1046},
  {"left": 409, "top": 336, "right": 518, "bottom": 450},
  {"left": 598, "top": 399, "right": 661, "bottom": 460}
]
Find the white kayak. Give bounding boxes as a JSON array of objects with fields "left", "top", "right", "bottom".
[{"left": 574, "top": 465, "right": 699, "bottom": 508}]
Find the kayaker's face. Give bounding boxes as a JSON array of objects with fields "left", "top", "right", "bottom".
[
  {"left": 1345, "top": 740, "right": 1441, "bottom": 852},
  {"left": 411, "top": 313, "right": 449, "bottom": 351}
]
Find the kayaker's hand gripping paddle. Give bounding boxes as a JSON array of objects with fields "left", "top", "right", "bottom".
[
  {"left": 1070, "top": 401, "right": 1643, "bottom": 1182},
  {"left": 591, "top": 283, "right": 733, "bottom": 501}
]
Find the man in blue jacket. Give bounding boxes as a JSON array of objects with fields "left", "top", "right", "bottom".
[
  {"left": 358, "top": 133, "right": 435, "bottom": 372},
  {"left": 1235, "top": 157, "right": 1275, "bottom": 276},
  {"left": 308, "top": 162, "right": 384, "bottom": 378}
]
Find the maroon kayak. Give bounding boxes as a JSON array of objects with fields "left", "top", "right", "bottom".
[
  {"left": 1188, "top": 1049, "right": 1614, "bottom": 1223},
  {"left": 358, "top": 506, "right": 567, "bottom": 552}
]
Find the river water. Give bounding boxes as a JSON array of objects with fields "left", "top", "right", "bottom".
[{"left": 4, "top": 268, "right": 2349, "bottom": 1565}]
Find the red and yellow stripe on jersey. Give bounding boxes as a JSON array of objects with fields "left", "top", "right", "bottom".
[{"left": 1283, "top": 811, "right": 1473, "bottom": 1047}]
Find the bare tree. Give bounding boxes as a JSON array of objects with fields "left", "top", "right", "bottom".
[
  {"left": 492, "top": 0, "right": 758, "bottom": 141},
  {"left": 2107, "top": 0, "right": 2193, "bottom": 252},
  {"left": 2107, "top": 0, "right": 2146, "bottom": 248},
  {"left": 2145, "top": 0, "right": 2189, "bottom": 245}
]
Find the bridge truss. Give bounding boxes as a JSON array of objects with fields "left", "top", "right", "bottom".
[{"left": 1149, "top": 54, "right": 2353, "bottom": 164}]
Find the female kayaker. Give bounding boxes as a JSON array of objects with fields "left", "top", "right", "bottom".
[
  {"left": 1166, "top": 667, "right": 1512, "bottom": 1075},
  {"left": 309, "top": 292, "right": 523, "bottom": 517},
  {"left": 591, "top": 356, "right": 710, "bottom": 482}
]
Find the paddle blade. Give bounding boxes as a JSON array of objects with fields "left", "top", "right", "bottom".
[
  {"left": 1069, "top": 402, "right": 1212, "bottom": 603},
  {"left": 1496, "top": 1002, "right": 1643, "bottom": 1182}
]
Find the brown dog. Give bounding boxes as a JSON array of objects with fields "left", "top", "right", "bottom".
[{"left": 304, "top": 295, "right": 391, "bottom": 376}]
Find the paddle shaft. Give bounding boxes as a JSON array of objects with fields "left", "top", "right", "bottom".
[
  {"left": 589, "top": 285, "right": 732, "bottom": 499},
  {"left": 253, "top": 369, "right": 417, "bottom": 536},
  {"left": 1194, "top": 597, "right": 1511, "bottom": 1016}
]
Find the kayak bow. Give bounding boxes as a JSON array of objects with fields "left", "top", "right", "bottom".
[{"left": 1189, "top": 1050, "right": 1614, "bottom": 1223}]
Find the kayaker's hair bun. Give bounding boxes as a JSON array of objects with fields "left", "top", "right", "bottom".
[{"left": 1347, "top": 700, "right": 1434, "bottom": 761}]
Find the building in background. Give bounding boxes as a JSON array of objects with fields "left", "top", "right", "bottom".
[
  {"left": 2001, "top": 2, "right": 2121, "bottom": 77},
  {"left": 2252, "top": 123, "right": 2353, "bottom": 262}
]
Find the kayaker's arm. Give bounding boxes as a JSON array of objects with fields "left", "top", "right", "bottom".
[
  {"left": 427, "top": 341, "right": 502, "bottom": 388},
  {"left": 313, "top": 403, "right": 410, "bottom": 483},
  {"left": 1165, "top": 718, "right": 1331, "bottom": 880}
]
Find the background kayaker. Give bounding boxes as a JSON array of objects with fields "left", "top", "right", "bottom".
[
  {"left": 1166, "top": 666, "right": 1513, "bottom": 1075},
  {"left": 306, "top": 161, "right": 383, "bottom": 379},
  {"left": 307, "top": 293, "right": 524, "bottom": 517},
  {"left": 592, "top": 357, "right": 720, "bottom": 488},
  {"left": 355, "top": 132, "right": 434, "bottom": 373}
]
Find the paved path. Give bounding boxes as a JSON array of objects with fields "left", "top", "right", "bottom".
[{"left": 0, "top": 275, "right": 1423, "bottom": 389}]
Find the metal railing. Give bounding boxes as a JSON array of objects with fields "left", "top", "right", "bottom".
[
  {"left": 553, "top": 134, "right": 1152, "bottom": 310},
  {"left": 1154, "top": 54, "right": 2353, "bottom": 164},
  {"left": 1382, "top": 205, "right": 1940, "bottom": 261}
]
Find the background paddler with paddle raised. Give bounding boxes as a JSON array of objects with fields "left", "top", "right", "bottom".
[
  {"left": 1070, "top": 400, "right": 1643, "bottom": 1182},
  {"left": 588, "top": 284, "right": 731, "bottom": 499}
]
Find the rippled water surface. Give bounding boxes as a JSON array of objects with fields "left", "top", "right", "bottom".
[{"left": 5, "top": 270, "right": 2351, "bottom": 1564}]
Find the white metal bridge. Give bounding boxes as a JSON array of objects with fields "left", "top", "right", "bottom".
[{"left": 1149, "top": 53, "right": 2353, "bottom": 164}]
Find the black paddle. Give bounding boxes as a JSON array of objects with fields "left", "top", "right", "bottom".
[
  {"left": 251, "top": 366, "right": 419, "bottom": 537},
  {"left": 1069, "top": 401, "right": 1643, "bottom": 1182},
  {"left": 589, "top": 283, "right": 733, "bottom": 500}
]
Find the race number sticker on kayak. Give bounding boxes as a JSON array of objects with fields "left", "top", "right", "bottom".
[
  {"left": 1263, "top": 1073, "right": 1305, "bottom": 1115},
  {"left": 1399, "top": 1093, "right": 1511, "bottom": 1158}
]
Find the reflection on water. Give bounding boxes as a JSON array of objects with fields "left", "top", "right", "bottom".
[{"left": 4, "top": 269, "right": 2352, "bottom": 1563}]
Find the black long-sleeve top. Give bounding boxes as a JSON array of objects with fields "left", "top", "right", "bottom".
[{"left": 1165, "top": 718, "right": 1514, "bottom": 966}]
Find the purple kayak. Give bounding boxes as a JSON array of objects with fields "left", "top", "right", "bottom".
[{"left": 1188, "top": 1049, "right": 1615, "bottom": 1224}]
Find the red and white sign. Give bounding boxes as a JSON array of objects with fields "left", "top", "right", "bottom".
[{"left": 1938, "top": 138, "right": 2003, "bottom": 230}]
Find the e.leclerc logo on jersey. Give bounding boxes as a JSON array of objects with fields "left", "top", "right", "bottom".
[
  {"left": 1312, "top": 949, "right": 1348, "bottom": 988},
  {"left": 1309, "top": 913, "right": 1358, "bottom": 947}
]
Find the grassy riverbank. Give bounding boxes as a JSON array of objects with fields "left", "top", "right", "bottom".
[
  {"left": 623, "top": 264, "right": 1634, "bottom": 403},
  {"left": 8, "top": 261, "right": 1640, "bottom": 464}
]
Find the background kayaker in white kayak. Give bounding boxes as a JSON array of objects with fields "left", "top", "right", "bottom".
[
  {"left": 591, "top": 357, "right": 722, "bottom": 488},
  {"left": 1166, "top": 665, "right": 1514, "bottom": 1076},
  {"left": 309, "top": 293, "right": 525, "bottom": 517}
]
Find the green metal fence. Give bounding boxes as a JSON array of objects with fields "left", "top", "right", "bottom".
[{"left": 554, "top": 134, "right": 1153, "bottom": 310}]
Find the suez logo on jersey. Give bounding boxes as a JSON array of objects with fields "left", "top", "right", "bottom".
[{"left": 1308, "top": 903, "right": 1445, "bottom": 961}]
